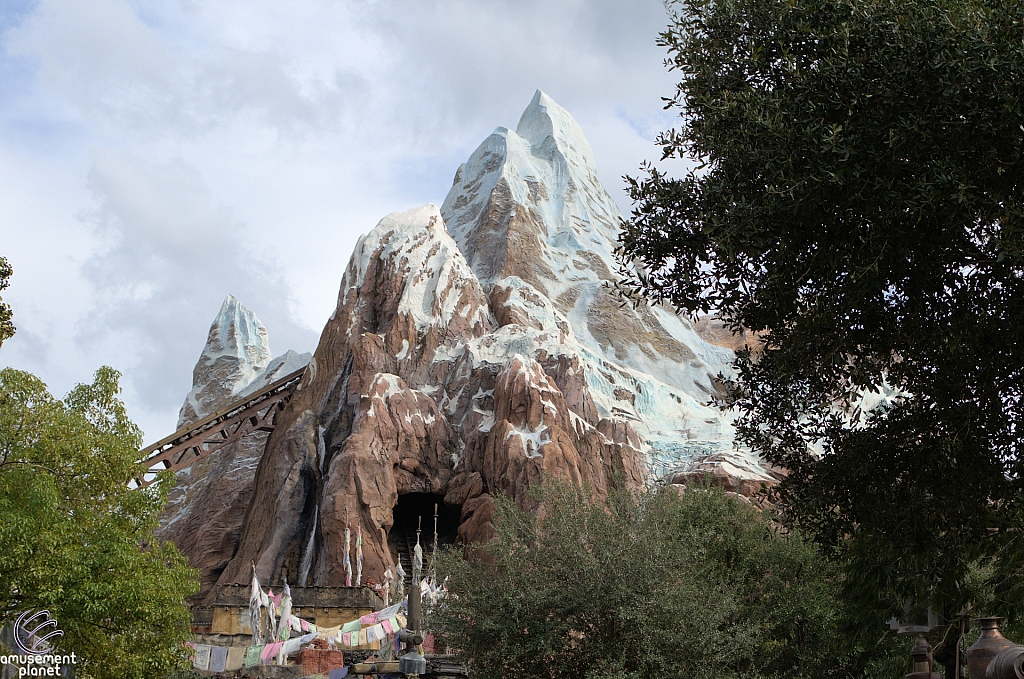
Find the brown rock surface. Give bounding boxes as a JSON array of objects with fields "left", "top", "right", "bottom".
[
  {"left": 693, "top": 314, "right": 762, "bottom": 355},
  {"left": 211, "top": 201, "right": 647, "bottom": 592},
  {"left": 457, "top": 493, "right": 497, "bottom": 544},
  {"left": 157, "top": 433, "right": 266, "bottom": 603},
  {"left": 226, "top": 409, "right": 321, "bottom": 593},
  {"left": 671, "top": 454, "right": 783, "bottom": 499},
  {"left": 216, "top": 204, "right": 496, "bottom": 589},
  {"left": 451, "top": 353, "right": 645, "bottom": 526},
  {"left": 312, "top": 372, "right": 458, "bottom": 586}
]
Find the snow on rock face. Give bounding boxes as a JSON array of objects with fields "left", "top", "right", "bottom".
[
  {"left": 337, "top": 204, "right": 492, "bottom": 336},
  {"left": 489, "top": 276, "right": 572, "bottom": 336},
  {"left": 454, "top": 352, "right": 646, "bottom": 545},
  {"left": 241, "top": 349, "right": 313, "bottom": 397},
  {"left": 441, "top": 90, "right": 622, "bottom": 296},
  {"left": 441, "top": 90, "right": 749, "bottom": 477}
]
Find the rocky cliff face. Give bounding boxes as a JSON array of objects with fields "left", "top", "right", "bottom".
[
  {"left": 159, "top": 92, "right": 771, "bottom": 600},
  {"left": 211, "top": 201, "right": 648, "bottom": 596},
  {"left": 156, "top": 296, "right": 310, "bottom": 602}
]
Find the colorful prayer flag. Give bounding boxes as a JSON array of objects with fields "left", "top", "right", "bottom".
[
  {"left": 344, "top": 525, "right": 352, "bottom": 587},
  {"left": 209, "top": 646, "right": 228, "bottom": 672},
  {"left": 317, "top": 624, "right": 342, "bottom": 638},
  {"left": 249, "top": 566, "right": 264, "bottom": 645},
  {"left": 193, "top": 644, "right": 211, "bottom": 671},
  {"left": 245, "top": 645, "right": 263, "bottom": 667},
  {"left": 278, "top": 581, "right": 292, "bottom": 641},
  {"left": 226, "top": 646, "right": 246, "bottom": 671},
  {"left": 356, "top": 524, "right": 363, "bottom": 587},
  {"left": 261, "top": 641, "right": 283, "bottom": 664}
]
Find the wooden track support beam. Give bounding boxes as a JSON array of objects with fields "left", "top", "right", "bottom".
[{"left": 134, "top": 367, "right": 305, "bottom": 488}]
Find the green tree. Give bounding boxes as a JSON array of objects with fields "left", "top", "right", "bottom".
[
  {"left": 0, "top": 256, "right": 13, "bottom": 347},
  {"left": 430, "top": 483, "right": 900, "bottom": 679},
  {"left": 0, "top": 367, "right": 198, "bottom": 678},
  {"left": 619, "top": 0, "right": 1024, "bottom": 649}
]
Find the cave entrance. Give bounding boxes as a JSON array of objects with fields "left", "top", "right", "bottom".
[{"left": 388, "top": 493, "right": 460, "bottom": 590}]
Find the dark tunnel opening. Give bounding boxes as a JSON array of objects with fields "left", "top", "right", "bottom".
[{"left": 388, "top": 493, "right": 460, "bottom": 589}]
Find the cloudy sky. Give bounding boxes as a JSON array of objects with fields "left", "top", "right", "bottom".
[{"left": 0, "top": 0, "right": 683, "bottom": 444}]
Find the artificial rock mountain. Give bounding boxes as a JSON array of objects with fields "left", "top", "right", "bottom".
[
  {"left": 156, "top": 295, "right": 311, "bottom": 601},
  {"left": 159, "top": 92, "right": 773, "bottom": 601}
]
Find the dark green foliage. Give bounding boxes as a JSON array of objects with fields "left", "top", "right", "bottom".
[
  {"left": 0, "top": 367, "right": 199, "bottom": 678},
  {"left": 620, "top": 0, "right": 1024, "bottom": 632},
  {"left": 430, "top": 483, "right": 901, "bottom": 679},
  {"left": 0, "top": 256, "right": 13, "bottom": 347}
]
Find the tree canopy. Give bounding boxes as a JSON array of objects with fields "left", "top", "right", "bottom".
[
  {"left": 0, "top": 367, "right": 197, "bottom": 678},
  {"left": 431, "top": 483, "right": 902, "bottom": 679},
  {"left": 620, "top": 0, "right": 1024, "bottom": 638}
]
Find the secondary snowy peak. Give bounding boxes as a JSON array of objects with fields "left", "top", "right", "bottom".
[
  {"left": 163, "top": 296, "right": 309, "bottom": 603},
  {"left": 178, "top": 295, "right": 272, "bottom": 427},
  {"left": 177, "top": 295, "right": 310, "bottom": 428}
]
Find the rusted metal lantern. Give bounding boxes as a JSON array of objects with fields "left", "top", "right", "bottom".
[{"left": 905, "top": 636, "right": 943, "bottom": 679}]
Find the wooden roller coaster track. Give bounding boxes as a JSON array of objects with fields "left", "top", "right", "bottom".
[{"left": 134, "top": 367, "right": 305, "bottom": 488}]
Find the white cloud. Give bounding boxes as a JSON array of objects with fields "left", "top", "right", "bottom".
[
  {"left": 5, "top": 0, "right": 378, "bottom": 138},
  {"left": 76, "top": 151, "right": 318, "bottom": 425}
]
